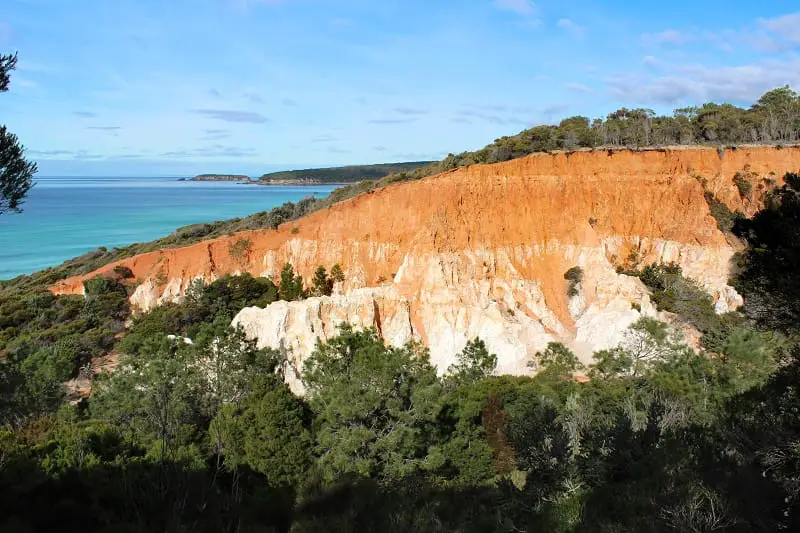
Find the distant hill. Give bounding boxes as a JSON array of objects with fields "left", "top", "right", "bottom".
[
  {"left": 183, "top": 174, "right": 252, "bottom": 182},
  {"left": 256, "top": 162, "right": 434, "bottom": 185}
]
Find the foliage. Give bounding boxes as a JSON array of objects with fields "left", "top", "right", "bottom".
[
  {"left": 311, "top": 266, "right": 333, "bottom": 297},
  {"left": 302, "top": 326, "right": 442, "bottom": 481},
  {"left": 330, "top": 263, "right": 345, "bottom": 283},
  {"left": 0, "top": 52, "right": 36, "bottom": 216},
  {"left": 533, "top": 342, "right": 584, "bottom": 380},
  {"left": 120, "top": 274, "right": 278, "bottom": 356},
  {"left": 733, "top": 170, "right": 754, "bottom": 199},
  {"left": 278, "top": 262, "right": 305, "bottom": 301},
  {"left": 0, "top": 280, "right": 130, "bottom": 423},
  {"left": 704, "top": 191, "right": 746, "bottom": 232},
  {"left": 445, "top": 338, "right": 497, "bottom": 387},
  {"left": 236, "top": 383, "right": 312, "bottom": 486},
  {"left": 564, "top": 266, "right": 584, "bottom": 297},
  {"left": 631, "top": 262, "right": 727, "bottom": 339},
  {"left": 733, "top": 176, "right": 800, "bottom": 333},
  {"left": 227, "top": 237, "right": 252, "bottom": 265}
]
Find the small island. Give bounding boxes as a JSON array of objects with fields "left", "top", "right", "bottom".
[{"left": 180, "top": 174, "right": 252, "bottom": 182}]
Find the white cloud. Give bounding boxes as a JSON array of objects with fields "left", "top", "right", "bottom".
[
  {"left": 565, "top": 82, "right": 594, "bottom": 94},
  {"left": 191, "top": 109, "right": 270, "bottom": 123},
  {"left": 761, "top": 13, "right": 800, "bottom": 45},
  {"left": 493, "top": 0, "right": 536, "bottom": 16},
  {"left": 606, "top": 59, "right": 800, "bottom": 104},
  {"left": 556, "top": 18, "right": 585, "bottom": 35},
  {"left": 394, "top": 106, "right": 429, "bottom": 115},
  {"left": 642, "top": 29, "right": 692, "bottom": 46},
  {"left": 642, "top": 56, "right": 659, "bottom": 67}
]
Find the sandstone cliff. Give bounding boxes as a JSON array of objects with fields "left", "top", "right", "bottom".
[{"left": 52, "top": 146, "right": 800, "bottom": 384}]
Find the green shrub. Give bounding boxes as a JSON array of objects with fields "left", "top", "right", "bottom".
[
  {"left": 112, "top": 265, "right": 134, "bottom": 280},
  {"left": 733, "top": 172, "right": 753, "bottom": 199},
  {"left": 564, "top": 266, "right": 584, "bottom": 297},
  {"left": 228, "top": 237, "right": 253, "bottom": 265},
  {"left": 278, "top": 263, "right": 305, "bottom": 302},
  {"left": 704, "top": 192, "right": 745, "bottom": 233}
]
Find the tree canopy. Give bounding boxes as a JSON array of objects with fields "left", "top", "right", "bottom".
[{"left": 0, "top": 52, "right": 36, "bottom": 215}]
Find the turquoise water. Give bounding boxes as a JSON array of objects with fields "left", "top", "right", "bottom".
[{"left": 0, "top": 177, "right": 337, "bottom": 280}]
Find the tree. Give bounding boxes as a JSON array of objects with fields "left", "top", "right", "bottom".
[
  {"left": 445, "top": 338, "right": 497, "bottom": 386},
  {"left": 330, "top": 263, "right": 345, "bottom": 283},
  {"left": 1, "top": 53, "right": 36, "bottom": 215},
  {"left": 302, "top": 325, "right": 441, "bottom": 480},
  {"left": 312, "top": 266, "right": 333, "bottom": 297},
  {"left": 533, "top": 342, "right": 583, "bottom": 378},
  {"left": 278, "top": 263, "right": 304, "bottom": 301},
  {"left": 90, "top": 340, "right": 202, "bottom": 460},
  {"left": 238, "top": 383, "right": 312, "bottom": 486},
  {"left": 590, "top": 318, "right": 680, "bottom": 379}
]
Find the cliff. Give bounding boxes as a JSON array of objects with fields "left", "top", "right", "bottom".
[{"left": 52, "top": 146, "right": 800, "bottom": 389}]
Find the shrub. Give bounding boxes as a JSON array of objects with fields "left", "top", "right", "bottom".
[
  {"left": 704, "top": 192, "right": 745, "bottom": 233},
  {"left": 278, "top": 263, "right": 304, "bottom": 302},
  {"left": 112, "top": 266, "right": 134, "bottom": 280},
  {"left": 564, "top": 267, "right": 584, "bottom": 297},
  {"left": 312, "top": 267, "right": 333, "bottom": 297},
  {"left": 228, "top": 238, "right": 253, "bottom": 265},
  {"left": 632, "top": 263, "right": 723, "bottom": 340},
  {"left": 733, "top": 172, "right": 753, "bottom": 199},
  {"left": 330, "top": 264, "right": 345, "bottom": 283}
]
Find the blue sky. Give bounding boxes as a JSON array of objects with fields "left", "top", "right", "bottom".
[{"left": 1, "top": 0, "right": 799, "bottom": 176}]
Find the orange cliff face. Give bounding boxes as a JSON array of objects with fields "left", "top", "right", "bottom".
[{"left": 51, "top": 146, "right": 800, "bottom": 389}]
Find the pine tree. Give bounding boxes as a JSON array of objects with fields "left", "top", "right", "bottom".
[
  {"left": 312, "top": 266, "right": 333, "bottom": 296},
  {"left": 330, "top": 263, "right": 345, "bottom": 283},
  {"left": 278, "top": 263, "right": 304, "bottom": 301},
  {"left": 1, "top": 53, "right": 36, "bottom": 215}
]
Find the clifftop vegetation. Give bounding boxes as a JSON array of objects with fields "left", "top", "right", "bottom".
[{"left": 367, "top": 85, "right": 800, "bottom": 189}]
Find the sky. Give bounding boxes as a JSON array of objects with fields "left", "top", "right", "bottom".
[{"left": 1, "top": 0, "right": 799, "bottom": 176}]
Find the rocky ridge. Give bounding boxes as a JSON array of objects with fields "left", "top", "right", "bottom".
[{"left": 52, "top": 146, "right": 800, "bottom": 389}]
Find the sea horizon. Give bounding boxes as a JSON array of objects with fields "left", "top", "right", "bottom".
[{"left": 0, "top": 176, "right": 336, "bottom": 280}]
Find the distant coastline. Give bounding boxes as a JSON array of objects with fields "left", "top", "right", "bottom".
[
  {"left": 251, "top": 179, "right": 352, "bottom": 186},
  {"left": 180, "top": 174, "right": 252, "bottom": 183},
  {"left": 181, "top": 161, "right": 434, "bottom": 187}
]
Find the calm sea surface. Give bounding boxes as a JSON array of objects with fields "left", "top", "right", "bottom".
[{"left": 0, "top": 177, "right": 337, "bottom": 280}]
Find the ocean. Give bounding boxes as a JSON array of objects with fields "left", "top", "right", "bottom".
[{"left": 0, "top": 176, "right": 337, "bottom": 280}]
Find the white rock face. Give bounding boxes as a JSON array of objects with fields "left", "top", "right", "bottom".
[
  {"left": 232, "top": 239, "right": 743, "bottom": 393},
  {"left": 233, "top": 287, "right": 415, "bottom": 394}
]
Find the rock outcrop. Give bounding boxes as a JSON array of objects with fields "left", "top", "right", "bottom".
[{"left": 52, "top": 146, "right": 800, "bottom": 382}]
